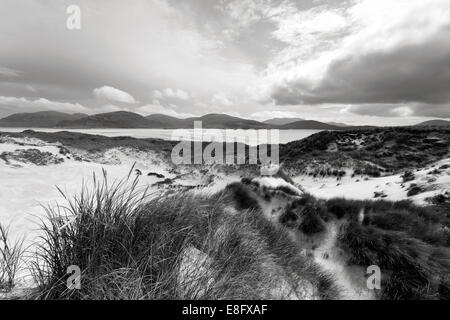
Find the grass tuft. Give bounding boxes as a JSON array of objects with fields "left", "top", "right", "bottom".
[{"left": 0, "top": 224, "right": 25, "bottom": 293}]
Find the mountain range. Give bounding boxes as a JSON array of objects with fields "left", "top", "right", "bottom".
[
  {"left": 0, "top": 110, "right": 449, "bottom": 129},
  {"left": 0, "top": 111, "right": 345, "bottom": 129},
  {"left": 57, "top": 112, "right": 272, "bottom": 129}
]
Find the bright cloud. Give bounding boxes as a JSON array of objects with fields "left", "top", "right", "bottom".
[
  {"left": 158, "top": 88, "right": 190, "bottom": 100},
  {"left": 136, "top": 103, "right": 195, "bottom": 118},
  {"left": 0, "top": 95, "right": 89, "bottom": 114},
  {"left": 93, "top": 86, "right": 137, "bottom": 104}
]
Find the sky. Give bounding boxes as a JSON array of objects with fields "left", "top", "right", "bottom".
[{"left": 0, "top": 0, "right": 449, "bottom": 125}]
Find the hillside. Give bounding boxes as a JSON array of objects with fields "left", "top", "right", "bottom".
[
  {"left": 57, "top": 111, "right": 155, "bottom": 128},
  {"left": 280, "top": 126, "right": 450, "bottom": 176},
  {"left": 0, "top": 111, "right": 87, "bottom": 127},
  {"left": 416, "top": 119, "right": 450, "bottom": 126},
  {"left": 23, "top": 176, "right": 450, "bottom": 300},
  {"left": 264, "top": 118, "right": 349, "bottom": 128},
  {"left": 147, "top": 113, "right": 272, "bottom": 129},
  {"left": 263, "top": 117, "right": 304, "bottom": 125},
  {"left": 327, "top": 122, "right": 348, "bottom": 127},
  {"left": 185, "top": 113, "right": 270, "bottom": 129},
  {"left": 280, "top": 120, "right": 341, "bottom": 130},
  {"left": 145, "top": 113, "right": 188, "bottom": 128}
]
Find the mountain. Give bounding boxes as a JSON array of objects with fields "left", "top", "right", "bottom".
[
  {"left": 263, "top": 117, "right": 304, "bottom": 125},
  {"left": 0, "top": 111, "right": 272, "bottom": 129},
  {"left": 145, "top": 114, "right": 188, "bottom": 128},
  {"left": 0, "top": 111, "right": 363, "bottom": 129},
  {"left": 327, "top": 122, "right": 348, "bottom": 127},
  {"left": 263, "top": 117, "right": 349, "bottom": 127},
  {"left": 280, "top": 120, "right": 341, "bottom": 130},
  {"left": 415, "top": 119, "right": 450, "bottom": 127},
  {"left": 0, "top": 111, "right": 87, "bottom": 127},
  {"left": 59, "top": 112, "right": 272, "bottom": 129},
  {"left": 185, "top": 113, "right": 271, "bottom": 129},
  {"left": 57, "top": 111, "right": 154, "bottom": 128}
]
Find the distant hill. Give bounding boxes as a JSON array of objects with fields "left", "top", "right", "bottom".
[
  {"left": 263, "top": 117, "right": 304, "bottom": 125},
  {"left": 145, "top": 114, "right": 189, "bottom": 128},
  {"left": 327, "top": 122, "right": 348, "bottom": 127},
  {"left": 415, "top": 119, "right": 450, "bottom": 127},
  {"left": 186, "top": 113, "right": 270, "bottom": 129},
  {"left": 0, "top": 111, "right": 87, "bottom": 127},
  {"left": 1, "top": 111, "right": 272, "bottom": 129},
  {"left": 280, "top": 120, "right": 341, "bottom": 130},
  {"left": 263, "top": 117, "right": 349, "bottom": 128},
  {"left": 58, "top": 112, "right": 271, "bottom": 129},
  {"left": 57, "top": 111, "right": 154, "bottom": 128}
]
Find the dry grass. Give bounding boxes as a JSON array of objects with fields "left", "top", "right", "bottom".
[
  {"left": 28, "top": 168, "right": 337, "bottom": 300},
  {"left": 15, "top": 168, "right": 450, "bottom": 300},
  {"left": 0, "top": 224, "right": 25, "bottom": 293}
]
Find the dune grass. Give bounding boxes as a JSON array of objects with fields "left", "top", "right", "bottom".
[
  {"left": 0, "top": 224, "right": 25, "bottom": 293},
  {"left": 9, "top": 168, "right": 449, "bottom": 300},
  {"left": 271, "top": 192, "right": 450, "bottom": 299},
  {"left": 29, "top": 169, "right": 337, "bottom": 300},
  {"left": 325, "top": 198, "right": 450, "bottom": 246},
  {"left": 320, "top": 197, "right": 450, "bottom": 299}
]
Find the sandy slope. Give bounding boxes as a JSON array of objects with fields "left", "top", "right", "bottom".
[
  {"left": 0, "top": 136, "right": 239, "bottom": 244},
  {"left": 0, "top": 137, "right": 181, "bottom": 287},
  {"left": 1, "top": 133, "right": 449, "bottom": 294},
  {"left": 294, "top": 158, "right": 450, "bottom": 205}
]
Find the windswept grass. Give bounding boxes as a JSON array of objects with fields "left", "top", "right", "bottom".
[
  {"left": 319, "top": 197, "right": 450, "bottom": 299},
  {"left": 30, "top": 168, "right": 333, "bottom": 300},
  {"left": 30, "top": 167, "right": 155, "bottom": 299},
  {"left": 325, "top": 198, "right": 450, "bottom": 246},
  {"left": 24, "top": 167, "right": 449, "bottom": 300},
  {"left": 0, "top": 224, "right": 25, "bottom": 293}
]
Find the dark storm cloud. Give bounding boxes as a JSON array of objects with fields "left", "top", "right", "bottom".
[
  {"left": 348, "top": 103, "right": 450, "bottom": 118},
  {"left": 271, "top": 27, "right": 450, "bottom": 118}
]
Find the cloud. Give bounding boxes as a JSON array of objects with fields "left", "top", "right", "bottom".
[
  {"left": 259, "top": 0, "right": 450, "bottom": 117},
  {"left": 270, "top": 28, "right": 450, "bottom": 106},
  {"left": 150, "top": 88, "right": 192, "bottom": 108},
  {"left": 162, "top": 88, "right": 190, "bottom": 100},
  {"left": 136, "top": 103, "right": 195, "bottom": 118},
  {"left": 212, "top": 92, "right": 233, "bottom": 106},
  {"left": 0, "top": 0, "right": 256, "bottom": 112},
  {"left": 347, "top": 103, "right": 450, "bottom": 118},
  {"left": 250, "top": 110, "right": 303, "bottom": 121},
  {"left": 93, "top": 86, "right": 137, "bottom": 104},
  {"left": 0, "top": 66, "right": 21, "bottom": 77},
  {"left": 152, "top": 90, "right": 163, "bottom": 99},
  {"left": 0, "top": 95, "right": 89, "bottom": 115}
]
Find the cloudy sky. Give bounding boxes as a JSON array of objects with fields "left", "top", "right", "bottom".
[{"left": 0, "top": 0, "right": 449, "bottom": 125}]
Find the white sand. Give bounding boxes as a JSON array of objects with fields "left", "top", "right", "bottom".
[
  {"left": 294, "top": 158, "right": 450, "bottom": 205},
  {"left": 0, "top": 138, "right": 174, "bottom": 245}
]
